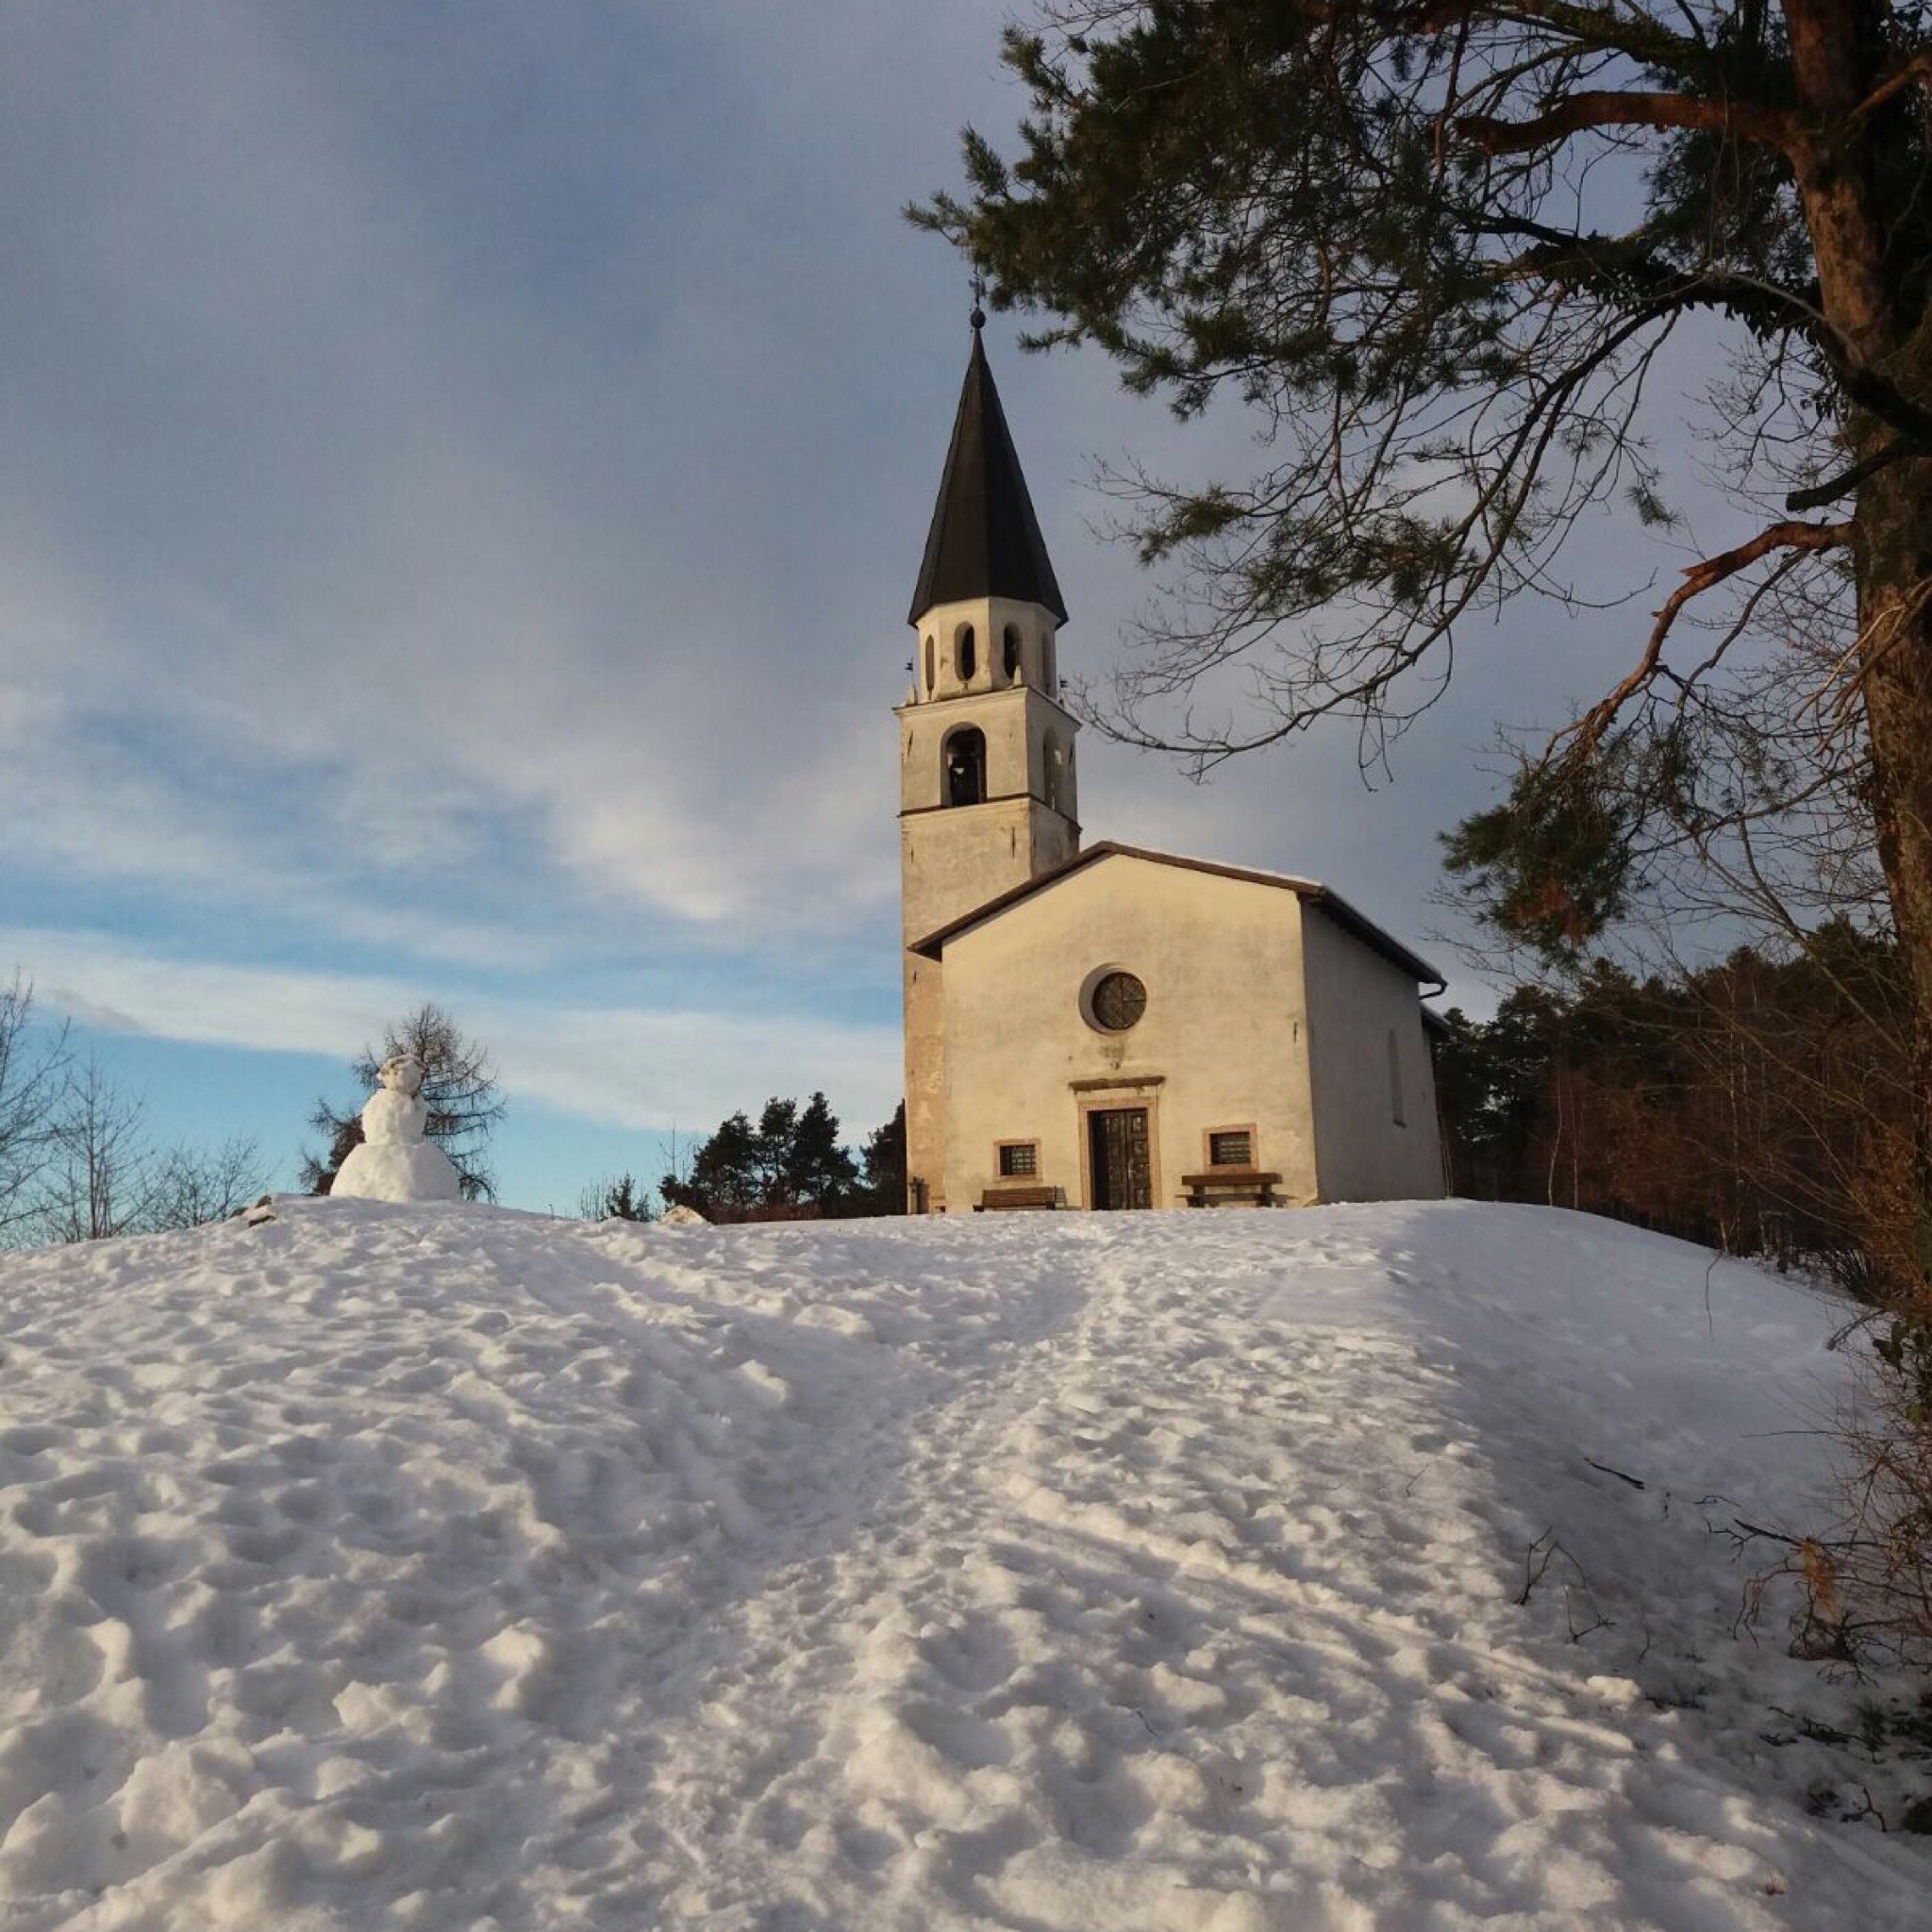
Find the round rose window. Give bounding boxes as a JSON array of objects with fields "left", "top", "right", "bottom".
[{"left": 1089, "top": 970, "right": 1147, "bottom": 1032}]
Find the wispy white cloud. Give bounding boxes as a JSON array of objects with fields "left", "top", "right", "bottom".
[
  {"left": 0, "top": 0, "right": 1475, "bottom": 967},
  {"left": 0, "top": 928, "right": 901, "bottom": 1137},
  {"left": 0, "top": 691, "right": 558, "bottom": 970},
  {"left": 0, "top": 2, "right": 919, "bottom": 943}
]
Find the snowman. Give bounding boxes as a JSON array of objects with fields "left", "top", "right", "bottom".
[{"left": 328, "top": 1052, "right": 464, "bottom": 1203}]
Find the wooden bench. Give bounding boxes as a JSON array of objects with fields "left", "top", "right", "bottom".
[
  {"left": 1179, "top": 1169, "right": 1282, "bottom": 1208},
  {"left": 977, "top": 1185, "right": 1059, "bottom": 1210}
]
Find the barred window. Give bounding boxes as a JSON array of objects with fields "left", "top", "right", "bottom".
[
  {"left": 998, "top": 1142, "right": 1039, "bottom": 1177},
  {"left": 1208, "top": 1130, "right": 1252, "bottom": 1168},
  {"left": 1089, "top": 970, "right": 1146, "bottom": 1032}
]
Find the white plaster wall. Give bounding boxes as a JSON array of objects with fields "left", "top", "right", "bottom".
[
  {"left": 1299, "top": 905, "right": 1444, "bottom": 1201},
  {"left": 935, "top": 854, "right": 1319, "bottom": 1211},
  {"left": 901, "top": 793, "right": 1061, "bottom": 930}
]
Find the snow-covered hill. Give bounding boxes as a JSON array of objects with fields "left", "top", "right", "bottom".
[{"left": 0, "top": 1200, "right": 1925, "bottom": 1929}]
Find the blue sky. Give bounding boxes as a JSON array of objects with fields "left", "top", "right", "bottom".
[{"left": 0, "top": 3, "right": 1724, "bottom": 1210}]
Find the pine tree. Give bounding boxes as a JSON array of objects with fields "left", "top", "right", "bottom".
[
  {"left": 303, "top": 1113, "right": 363, "bottom": 1197},
  {"left": 660, "top": 1095, "right": 864, "bottom": 1219},
  {"left": 661, "top": 1110, "right": 762, "bottom": 1216},
  {"left": 754, "top": 1098, "right": 800, "bottom": 1204},
  {"left": 787, "top": 1093, "right": 862, "bottom": 1211},
  {"left": 861, "top": 1102, "right": 908, "bottom": 1215}
]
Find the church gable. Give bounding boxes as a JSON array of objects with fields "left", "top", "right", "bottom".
[
  {"left": 931, "top": 850, "right": 1320, "bottom": 1210},
  {"left": 912, "top": 841, "right": 1442, "bottom": 991}
]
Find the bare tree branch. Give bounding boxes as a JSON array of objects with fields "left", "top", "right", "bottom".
[{"left": 1568, "top": 518, "right": 1854, "bottom": 755}]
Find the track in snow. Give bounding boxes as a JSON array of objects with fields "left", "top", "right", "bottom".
[{"left": 0, "top": 1199, "right": 1924, "bottom": 1929}]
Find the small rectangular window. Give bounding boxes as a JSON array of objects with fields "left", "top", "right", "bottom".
[
  {"left": 998, "top": 1142, "right": 1039, "bottom": 1177},
  {"left": 1388, "top": 1028, "right": 1406, "bottom": 1126},
  {"left": 1208, "top": 1129, "right": 1252, "bottom": 1168}
]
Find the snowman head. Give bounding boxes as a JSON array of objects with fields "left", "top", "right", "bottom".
[{"left": 378, "top": 1052, "right": 426, "bottom": 1098}]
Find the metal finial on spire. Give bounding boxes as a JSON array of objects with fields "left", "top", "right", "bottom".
[{"left": 969, "top": 268, "right": 987, "bottom": 332}]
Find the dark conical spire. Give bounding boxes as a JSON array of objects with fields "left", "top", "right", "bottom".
[{"left": 908, "top": 322, "right": 1069, "bottom": 625}]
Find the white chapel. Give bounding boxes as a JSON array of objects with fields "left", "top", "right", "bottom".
[{"left": 898, "top": 316, "right": 1446, "bottom": 1214}]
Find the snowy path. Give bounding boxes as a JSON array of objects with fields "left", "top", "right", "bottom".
[{"left": 0, "top": 1201, "right": 1925, "bottom": 1928}]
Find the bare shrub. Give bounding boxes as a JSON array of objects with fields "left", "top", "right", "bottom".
[
  {"left": 146, "top": 1137, "right": 270, "bottom": 1231},
  {"left": 1833, "top": 1331, "right": 1932, "bottom": 1664},
  {"left": 17, "top": 1050, "right": 268, "bottom": 1247},
  {"left": 0, "top": 975, "right": 68, "bottom": 1239},
  {"left": 34, "top": 1058, "right": 155, "bottom": 1243}
]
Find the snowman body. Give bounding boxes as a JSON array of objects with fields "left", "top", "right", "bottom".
[{"left": 329, "top": 1053, "right": 464, "bottom": 1204}]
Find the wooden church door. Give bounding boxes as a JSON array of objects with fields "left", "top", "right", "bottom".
[{"left": 1088, "top": 1108, "right": 1152, "bottom": 1209}]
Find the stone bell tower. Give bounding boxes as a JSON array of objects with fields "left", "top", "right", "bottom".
[{"left": 898, "top": 310, "right": 1080, "bottom": 1211}]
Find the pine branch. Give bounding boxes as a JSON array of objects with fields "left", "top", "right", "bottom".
[
  {"left": 1483, "top": 234, "right": 1932, "bottom": 453},
  {"left": 1458, "top": 90, "right": 1799, "bottom": 158},
  {"left": 1786, "top": 439, "right": 1915, "bottom": 513},
  {"left": 1848, "top": 47, "right": 1932, "bottom": 124}
]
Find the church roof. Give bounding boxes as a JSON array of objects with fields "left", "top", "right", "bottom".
[
  {"left": 908, "top": 841, "right": 1446, "bottom": 991},
  {"left": 909, "top": 325, "right": 1069, "bottom": 625}
]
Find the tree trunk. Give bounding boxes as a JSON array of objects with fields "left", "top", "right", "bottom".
[
  {"left": 1853, "top": 459, "right": 1932, "bottom": 1285},
  {"left": 1546, "top": 1068, "right": 1563, "bottom": 1208},
  {"left": 1785, "top": 0, "right": 1932, "bottom": 1291}
]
